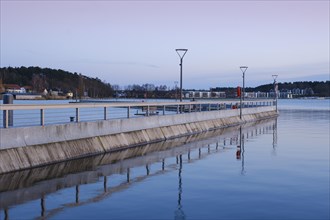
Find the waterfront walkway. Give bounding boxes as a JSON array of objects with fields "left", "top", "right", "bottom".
[
  {"left": 1, "top": 99, "right": 275, "bottom": 128},
  {"left": 0, "top": 99, "right": 277, "bottom": 174}
]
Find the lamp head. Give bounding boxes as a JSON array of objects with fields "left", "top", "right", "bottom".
[
  {"left": 240, "top": 66, "right": 248, "bottom": 72},
  {"left": 176, "top": 49, "right": 188, "bottom": 58}
]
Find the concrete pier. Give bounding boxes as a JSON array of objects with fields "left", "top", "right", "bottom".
[
  {"left": 0, "top": 101, "right": 278, "bottom": 174},
  {"left": 0, "top": 119, "right": 276, "bottom": 210}
]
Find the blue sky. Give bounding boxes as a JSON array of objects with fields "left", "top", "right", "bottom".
[{"left": 1, "top": 1, "right": 329, "bottom": 89}]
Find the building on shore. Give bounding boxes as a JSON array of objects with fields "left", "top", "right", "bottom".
[
  {"left": 185, "top": 91, "right": 226, "bottom": 99},
  {"left": 185, "top": 89, "right": 293, "bottom": 99}
]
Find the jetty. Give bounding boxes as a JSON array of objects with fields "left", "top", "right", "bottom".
[
  {"left": 0, "top": 119, "right": 275, "bottom": 213},
  {"left": 0, "top": 100, "right": 278, "bottom": 174}
]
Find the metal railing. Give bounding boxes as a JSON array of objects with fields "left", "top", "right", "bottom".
[{"left": 0, "top": 100, "right": 275, "bottom": 128}]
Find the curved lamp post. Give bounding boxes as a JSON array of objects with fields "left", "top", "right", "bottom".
[{"left": 176, "top": 49, "right": 188, "bottom": 102}]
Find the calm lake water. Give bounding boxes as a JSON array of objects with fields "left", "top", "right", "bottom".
[{"left": 0, "top": 99, "right": 329, "bottom": 220}]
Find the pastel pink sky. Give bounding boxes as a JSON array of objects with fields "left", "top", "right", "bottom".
[{"left": 1, "top": 1, "right": 329, "bottom": 89}]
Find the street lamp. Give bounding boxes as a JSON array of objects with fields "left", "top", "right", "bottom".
[
  {"left": 272, "top": 74, "right": 278, "bottom": 112},
  {"left": 239, "top": 66, "right": 248, "bottom": 119},
  {"left": 240, "top": 66, "right": 248, "bottom": 100},
  {"left": 176, "top": 49, "right": 188, "bottom": 102}
]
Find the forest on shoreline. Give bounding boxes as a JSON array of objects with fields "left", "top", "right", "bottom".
[{"left": 1, "top": 66, "right": 329, "bottom": 98}]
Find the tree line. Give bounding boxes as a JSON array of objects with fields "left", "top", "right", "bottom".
[
  {"left": 254, "top": 81, "right": 329, "bottom": 97},
  {"left": 1, "top": 66, "right": 329, "bottom": 98},
  {"left": 0, "top": 66, "right": 114, "bottom": 98}
]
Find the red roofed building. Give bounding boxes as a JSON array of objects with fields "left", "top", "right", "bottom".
[{"left": 4, "top": 84, "right": 23, "bottom": 93}]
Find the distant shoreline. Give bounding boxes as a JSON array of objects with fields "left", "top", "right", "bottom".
[{"left": 1, "top": 94, "right": 329, "bottom": 101}]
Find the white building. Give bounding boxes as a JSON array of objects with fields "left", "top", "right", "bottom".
[{"left": 186, "top": 91, "right": 226, "bottom": 99}]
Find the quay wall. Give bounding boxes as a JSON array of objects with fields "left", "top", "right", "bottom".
[{"left": 0, "top": 106, "right": 277, "bottom": 174}]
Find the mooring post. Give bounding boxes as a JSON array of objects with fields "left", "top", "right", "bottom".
[{"left": 104, "top": 107, "right": 107, "bottom": 120}]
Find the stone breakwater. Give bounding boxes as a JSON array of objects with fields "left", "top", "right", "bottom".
[{"left": 0, "top": 106, "right": 277, "bottom": 174}]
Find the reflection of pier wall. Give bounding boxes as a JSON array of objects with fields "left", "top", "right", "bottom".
[
  {"left": 0, "top": 119, "right": 276, "bottom": 210},
  {"left": 0, "top": 106, "right": 277, "bottom": 174}
]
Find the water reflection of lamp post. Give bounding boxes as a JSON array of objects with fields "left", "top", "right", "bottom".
[
  {"left": 104, "top": 176, "right": 107, "bottom": 192},
  {"left": 236, "top": 127, "right": 242, "bottom": 160},
  {"left": 175, "top": 154, "right": 186, "bottom": 220},
  {"left": 272, "top": 118, "right": 278, "bottom": 156},
  {"left": 241, "top": 128, "right": 245, "bottom": 175},
  {"left": 236, "top": 126, "right": 246, "bottom": 175},
  {"left": 4, "top": 208, "right": 8, "bottom": 220},
  {"left": 127, "top": 168, "right": 130, "bottom": 183},
  {"left": 41, "top": 194, "right": 45, "bottom": 217},
  {"left": 75, "top": 185, "right": 80, "bottom": 203},
  {"left": 272, "top": 75, "right": 278, "bottom": 112},
  {"left": 176, "top": 49, "right": 188, "bottom": 102}
]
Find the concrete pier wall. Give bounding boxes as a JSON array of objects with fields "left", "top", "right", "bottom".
[
  {"left": 0, "top": 119, "right": 276, "bottom": 209},
  {"left": 0, "top": 106, "right": 277, "bottom": 174}
]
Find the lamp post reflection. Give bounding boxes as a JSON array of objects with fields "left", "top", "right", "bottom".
[
  {"left": 4, "top": 208, "right": 8, "bottom": 220},
  {"left": 236, "top": 126, "right": 246, "bottom": 175},
  {"left": 272, "top": 118, "right": 278, "bottom": 156},
  {"left": 272, "top": 75, "right": 278, "bottom": 112},
  {"left": 104, "top": 176, "right": 107, "bottom": 192},
  {"left": 146, "top": 164, "right": 150, "bottom": 176},
  {"left": 127, "top": 168, "right": 130, "bottom": 183},
  {"left": 175, "top": 154, "right": 186, "bottom": 220},
  {"left": 75, "top": 185, "right": 79, "bottom": 204},
  {"left": 41, "top": 194, "right": 45, "bottom": 217}
]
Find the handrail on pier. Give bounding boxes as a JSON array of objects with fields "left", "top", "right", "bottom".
[{"left": 0, "top": 99, "right": 276, "bottom": 128}]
